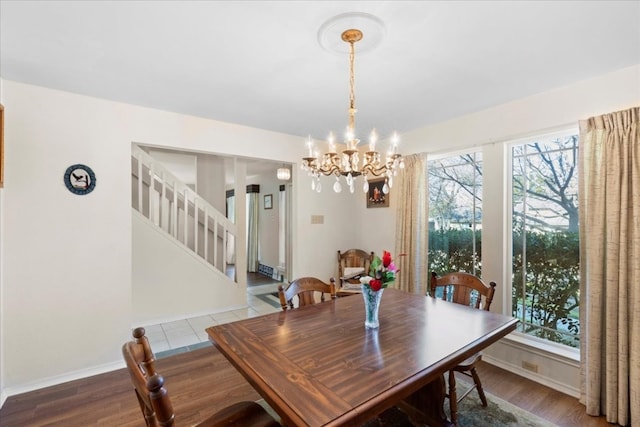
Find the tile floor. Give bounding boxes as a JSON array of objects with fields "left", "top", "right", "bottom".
[{"left": 146, "top": 283, "right": 282, "bottom": 359}]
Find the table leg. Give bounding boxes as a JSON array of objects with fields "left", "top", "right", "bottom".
[{"left": 399, "top": 374, "right": 454, "bottom": 427}]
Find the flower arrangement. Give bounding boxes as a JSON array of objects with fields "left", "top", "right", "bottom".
[{"left": 360, "top": 250, "right": 398, "bottom": 292}]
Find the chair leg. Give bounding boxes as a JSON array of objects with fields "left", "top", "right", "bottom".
[
  {"left": 448, "top": 370, "right": 458, "bottom": 426},
  {"left": 470, "top": 367, "right": 488, "bottom": 407}
]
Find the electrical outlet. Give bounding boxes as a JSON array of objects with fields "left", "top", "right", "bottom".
[
  {"left": 310, "top": 215, "right": 324, "bottom": 224},
  {"left": 522, "top": 361, "right": 539, "bottom": 373}
]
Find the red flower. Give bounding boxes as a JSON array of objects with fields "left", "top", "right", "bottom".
[
  {"left": 369, "top": 279, "right": 383, "bottom": 291},
  {"left": 382, "top": 251, "right": 392, "bottom": 268}
]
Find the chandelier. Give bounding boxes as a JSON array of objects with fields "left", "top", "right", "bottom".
[{"left": 302, "top": 28, "right": 404, "bottom": 194}]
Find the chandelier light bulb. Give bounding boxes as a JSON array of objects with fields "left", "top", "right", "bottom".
[
  {"left": 307, "top": 136, "right": 314, "bottom": 157},
  {"left": 391, "top": 132, "right": 399, "bottom": 153},
  {"left": 369, "top": 129, "right": 377, "bottom": 152},
  {"left": 345, "top": 128, "right": 354, "bottom": 145},
  {"left": 328, "top": 132, "right": 336, "bottom": 153}
]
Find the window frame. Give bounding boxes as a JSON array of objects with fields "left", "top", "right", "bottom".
[{"left": 505, "top": 126, "right": 581, "bottom": 355}]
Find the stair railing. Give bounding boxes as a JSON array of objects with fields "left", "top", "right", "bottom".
[{"left": 131, "top": 145, "right": 236, "bottom": 280}]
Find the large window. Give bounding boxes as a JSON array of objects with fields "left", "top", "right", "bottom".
[
  {"left": 510, "top": 132, "right": 580, "bottom": 348},
  {"left": 428, "top": 151, "right": 482, "bottom": 276}
]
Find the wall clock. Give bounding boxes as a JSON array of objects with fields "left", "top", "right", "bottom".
[{"left": 64, "top": 164, "right": 96, "bottom": 195}]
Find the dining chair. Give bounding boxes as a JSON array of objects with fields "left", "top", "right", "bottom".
[
  {"left": 337, "top": 249, "right": 374, "bottom": 287},
  {"left": 122, "top": 327, "right": 280, "bottom": 427},
  {"left": 278, "top": 277, "right": 336, "bottom": 310},
  {"left": 430, "top": 271, "right": 497, "bottom": 426}
]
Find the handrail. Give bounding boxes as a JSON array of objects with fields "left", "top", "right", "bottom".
[{"left": 131, "top": 145, "right": 236, "bottom": 279}]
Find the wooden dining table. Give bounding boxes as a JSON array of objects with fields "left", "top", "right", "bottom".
[{"left": 206, "top": 288, "right": 518, "bottom": 427}]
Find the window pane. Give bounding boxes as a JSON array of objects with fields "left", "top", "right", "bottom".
[
  {"left": 428, "top": 152, "right": 482, "bottom": 277},
  {"left": 511, "top": 135, "right": 580, "bottom": 348}
]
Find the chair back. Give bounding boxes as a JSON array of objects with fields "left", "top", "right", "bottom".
[
  {"left": 430, "top": 271, "right": 496, "bottom": 311},
  {"left": 122, "top": 327, "right": 174, "bottom": 427},
  {"left": 123, "top": 329, "right": 280, "bottom": 427},
  {"left": 278, "top": 277, "right": 336, "bottom": 310},
  {"left": 337, "top": 249, "right": 374, "bottom": 284}
]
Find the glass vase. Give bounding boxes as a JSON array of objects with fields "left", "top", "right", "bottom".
[{"left": 362, "top": 286, "right": 384, "bottom": 329}]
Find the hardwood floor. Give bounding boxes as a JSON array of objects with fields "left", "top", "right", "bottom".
[
  {"left": 0, "top": 345, "right": 615, "bottom": 427},
  {"left": 247, "top": 271, "right": 282, "bottom": 287}
]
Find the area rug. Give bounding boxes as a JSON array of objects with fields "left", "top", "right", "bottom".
[
  {"left": 258, "top": 384, "right": 558, "bottom": 427},
  {"left": 363, "top": 389, "right": 558, "bottom": 427}
]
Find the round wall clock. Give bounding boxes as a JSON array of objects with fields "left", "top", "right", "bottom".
[{"left": 64, "top": 164, "right": 96, "bottom": 195}]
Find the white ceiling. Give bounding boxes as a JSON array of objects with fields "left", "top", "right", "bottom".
[{"left": 1, "top": 1, "right": 639, "bottom": 145}]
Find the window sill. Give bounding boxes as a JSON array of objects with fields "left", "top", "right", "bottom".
[{"left": 502, "top": 331, "right": 580, "bottom": 365}]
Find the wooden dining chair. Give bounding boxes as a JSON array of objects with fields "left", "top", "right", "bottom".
[
  {"left": 278, "top": 277, "right": 336, "bottom": 310},
  {"left": 122, "top": 327, "right": 280, "bottom": 427},
  {"left": 337, "top": 249, "right": 374, "bottom": 287},
  {"left": 430, "top": 271, "right": 497, "bottom": 426}
]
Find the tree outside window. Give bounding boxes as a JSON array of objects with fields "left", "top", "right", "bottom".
[
  {"left": 511, "top": 134, "right": 580, "bottom": 347},
  {"left": 428, "top": 152, "right": 482, "bottom": 278}
]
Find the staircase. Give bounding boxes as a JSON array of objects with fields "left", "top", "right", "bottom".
[{"left": 131, "top": 145, "right": 237, "bottom": 283}]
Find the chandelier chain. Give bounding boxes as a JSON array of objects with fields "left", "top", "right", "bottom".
[{"left": 348, "top": 39, "right": 356, "bottom": 133}]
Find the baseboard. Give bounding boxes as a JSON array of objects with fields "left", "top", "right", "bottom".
[
  {"left": 2, "top": 360, "right": 124, "bottom": 401},
  {"left": 0, "top": 389, "right": 7, "bottom": 409},
  {"left": 482, "top": 353, "right": 580, "bottom": 398}
]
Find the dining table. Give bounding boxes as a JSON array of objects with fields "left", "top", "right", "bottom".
[{"left": 206, "top": 287, "right": 518, "bottom": 427}]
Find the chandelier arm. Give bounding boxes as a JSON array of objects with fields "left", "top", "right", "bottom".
[
  {"left": 362, "top": 165, "right": 390, "bottom": 177},
  {"left": 317, "top": 165, "right": 341, "bottom": 176}
]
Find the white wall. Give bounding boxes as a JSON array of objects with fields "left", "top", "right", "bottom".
[
  {"left": 292, "top": 175, "right": 363, "bottom": 281},
  {"left": 195, "top": 153, "right": 225, "bottom": 212},
  {"left": 402, "top": 65, "right": 640, "bottom": 155},
  {"left": 0, "top": 80, "right": 349, "bottom": 399},
  {"left": 132, "top": 212, "right": 248, "bottom": 326}
]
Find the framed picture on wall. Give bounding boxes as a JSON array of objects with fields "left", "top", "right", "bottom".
[
  {"left": 366, "top": 178, "right": 389, "bottom": 208},
  {"left": 264, "top": 194, "right": 273, "bottom": 209}
]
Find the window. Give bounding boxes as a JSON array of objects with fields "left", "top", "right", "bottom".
[
  {"left": 510, "top": 131, "right": 580, "bottom": 348},
  {"left": 428, "top": 151, "right": 482, "bottom": 277}
]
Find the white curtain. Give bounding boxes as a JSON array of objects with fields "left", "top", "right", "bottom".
[
  {"left": 394, "top": 153, "right": 429, "bottom": 294},
  {"left": 278, "top": 186, "right": 286, "bottom": 269},
  {"left": 226, "top": 193, "right": 236, "bottom": 265},
  {"left": 246, "top": 192, "right": 259, "bottom": 273},
  {"left": 578, "top": 106, "right": 639, "bottom": 426}
]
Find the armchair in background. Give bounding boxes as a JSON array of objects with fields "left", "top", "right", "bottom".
[
  {"left": 278, "top": 277, "right": 336, "bottom": 310},
  {"left": 337, "top": 249, "right": 374, "bottom": 291}
]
